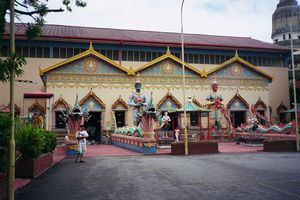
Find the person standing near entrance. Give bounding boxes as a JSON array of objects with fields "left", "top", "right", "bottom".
[
  {"left": 75, "top": 125, "right": 89, "bottom": 163},
  {"left": 161, "top": 111, "right": 171, "bottom": 138}
]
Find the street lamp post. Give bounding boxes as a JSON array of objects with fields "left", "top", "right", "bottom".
[
  {"left": 290, "top": 24, "right": 300, "bottom": 152},
  {"left": 181, "top": 0, "right": 188, "bottom": 155}
]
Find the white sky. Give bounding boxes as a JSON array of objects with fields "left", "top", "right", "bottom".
[{"left": 17, "top": 0, "right": 300, "bottom": 43}]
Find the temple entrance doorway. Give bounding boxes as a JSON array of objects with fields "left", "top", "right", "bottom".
[
  {"left": 230, "top": 111, "right": 246, "bottom": 128},
  {"left": 115, "top": 111, "right": 125, "bottom": 128},
  {"left": 85, "top": 111, "right": 101, "bottom": 143}
]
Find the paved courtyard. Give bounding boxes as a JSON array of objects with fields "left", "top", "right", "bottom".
[{"left": 15, "top": 152, "right": 300, "bottom": 200}]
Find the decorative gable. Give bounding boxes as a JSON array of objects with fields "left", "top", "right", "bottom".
[
  {"left": 157, "top": 91, "right": 182, "bottom": 111},
  {"left": 227, "top": 91, "right": 249, "bottom": 111},
  {"left": 112, "top": 96, "right": 128, "bottom": 111},
  {"left": 134, "top": 48, "right": 205, "bottom": 77},
  {"left": 28, "top": 101, "right": 45, "bottom": 114},
  {"left": 254, "top": 97, "right": 267, "bottom": 111},
  {"left": 206, "top": 52, "right": 273, "bottom": 82},
  {"left": 80, "top": 90, "right": 105, "bottom": 111},
  {"left": 53, "top": 95, "right": 70, "bottom": 110}
]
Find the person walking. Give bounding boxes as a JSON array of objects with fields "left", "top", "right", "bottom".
[{"left": 75, "top": 125, "right": 89, "bottom": 163}]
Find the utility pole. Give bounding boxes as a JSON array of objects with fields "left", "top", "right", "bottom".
[{"left": 8, "top": 0, "right": 16, "bottom": 199}]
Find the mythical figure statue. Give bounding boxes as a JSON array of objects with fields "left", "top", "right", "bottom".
[
  {"left": 128, "top": 73, "right": 147, "bottom": 126},
  {"left": 206, "top": 80, "right": 224, "bottom": 132}
]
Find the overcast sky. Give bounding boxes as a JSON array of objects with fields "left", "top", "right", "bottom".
[{"left": 19, "top": 0, "right": 300, "bottom": 43}]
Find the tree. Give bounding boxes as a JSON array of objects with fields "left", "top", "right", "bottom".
[
  {"left": 0, "top": 54, "right": 25, "bottom": 82},
  {"left": 0, "top": 0, "right": 87, "bottom": 39}
]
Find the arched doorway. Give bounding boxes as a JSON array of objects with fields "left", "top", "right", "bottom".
[
  {"left": 111, "top": 96, "right": 128, "bottom": 129},
  {"left": 227, "top": 92, "right": 249, "bottom": 128},
  {"left": 254, "top": 97, "right": 267, "bottom": 125},
  {"left": 80, "top": 90, "right": 105, "bottom": 143},
  {"left": 157, "top": 91, "right": 182, "bottom": 131},
  {"left": 53, "top": 95, "right": 70, "bottom": 129}
]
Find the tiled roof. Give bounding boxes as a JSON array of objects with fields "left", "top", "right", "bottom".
[{"left": 4, "top": 23, "right": 289, "bottom": 51}]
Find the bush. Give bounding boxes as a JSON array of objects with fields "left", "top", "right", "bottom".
[
  {"left": 16, "top": 124, "right": 44, "bottom": 160},
  {"left": 41, "top": 130, "right": 57, "bottom": 154},
  {"left": 0, "top": 113, "right": 11, "bottom": 172},
  {"left": 16, "top": 124, "right": 57, "bottom": 160}
]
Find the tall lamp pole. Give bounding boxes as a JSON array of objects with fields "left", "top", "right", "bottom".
[
  {"left": 8, "top": 0, "right": 16, "bottom": 199},
  {"left": 181, "top": 0, "right": 188, "bottom": 155},
  {"left": 290, "top": 24, "right": 300, "bottom": 152}
]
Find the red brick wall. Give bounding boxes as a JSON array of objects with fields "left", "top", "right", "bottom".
[
  {"left": 264, "top": 140, "right": 297, "bottom": 152},
  {"left": 171, "top": 142, "right": 219, "bottom": 155},
  {"left": 16, "top": 153, "right": 53, "bottom": 178}
]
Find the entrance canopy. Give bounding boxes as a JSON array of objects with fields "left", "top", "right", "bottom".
[{"left": 24, "top": 91, "right": 54, "bottom": 99}]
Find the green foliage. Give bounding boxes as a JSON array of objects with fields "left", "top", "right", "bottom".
[
  {"left": 0, "top": 0, "right": 87, "bottom": 39},
  {"left": 16, "top": 124, "right": 44, "bottom": 160},
  {"left": 0, "top": 113, "right": 11, "bottom": 172},
  {"left": 0, "top": 54, "right": 26, "bottom": 82},
  {"left": 16, "top": 124, "right": 57, "bottom": 160},
  {"left": 41, "top": 129, "right": 57, "bottom": 154}
]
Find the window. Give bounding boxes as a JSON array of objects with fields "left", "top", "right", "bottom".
[
  {"left": 199, "top": 54, "right": 204, "bottom": 63},
  {"left": 134, "top": 51, "right": 139, "bottom": 61},
  {"left": 190, "top": 112, "right": 199, "bottom": 126},
  {"left": 43, "top": 47, "right": 50, "bottom": 58},
  {"left": 188, "top": 54, "right": 193, "bottom": 63},
  {"left": 113, "top": 50, "right": 118, "bottom": 60},
  {"left": 204, "top": 55, "right": 209, "bottom": 64},
  {"left": 151, "top": 52, "right": 158, "bottom": 60},
  {"left": 55, "top": 111, "right": 66, "bottom": 129},
  {"left": 275, "top": 39, "right": 278, "bottom": 43},
  {"left": 122, "top": 51, "right": 127, "bottom": 61},
  {"left": 220, "top": 55, "right": 225, "bottom": 63},
  {"left": 53, "top": 47, "right": 59, "bottom": 58},
  {"left": 128, "top": 51, "right": 133, "bottom": 61},
  {"left": 289, "top": 34, "right": 291, "bottom": 39},
  {"left": 146, "top": 52, "right": 151, "bottom": 61},
  {"left": 37, "top": 47, "right": 43, "bottom": 58},
  {"left": 140, "top": 51, "right": 145, "bottom": 61},
  {"left": 283, "top": 35, "right": 286, "bottom": 40},
  {"left": 100, "top": 50, "right": 106, "bottom": 56},
  {"left": 209, "top": 54, "right": 215, "bottom": 64},
  {"left": 16, "top": 46, "right": 22, "bottom": 56},
  {"left": 67, "top": 48, "right": 73, "bottom": 58},
  {"left": 107, "top": 50, "right": 112, "bottom": 59},
  {"left": 23, "top": 46, "right": 29, "bottom": 57},
  {"left": 193, "top": 54, "right": 199, "bottom": 63},
  {"left": 215, "top": 55, "right": 220, "bottom": 64},
  {"left": 74, "top": 48, "right": 80, "bottom": 55},
  {"left": 30, "top": 47, "right": 36, "bottom": 57}
]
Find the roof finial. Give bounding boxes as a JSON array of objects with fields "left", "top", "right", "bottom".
[
  {"left": 89, "top": 41, "right": 94, "bottom": 50},
  {"left": 235, "top": 50, "right": 239, "bottom": 57},
  {"left": 166, "top": 46, "right": 171, "bottom": 54}
]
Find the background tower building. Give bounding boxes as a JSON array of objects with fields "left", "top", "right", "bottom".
[{"left": 272, "top": 0, "right": 300, "bottom": 68}]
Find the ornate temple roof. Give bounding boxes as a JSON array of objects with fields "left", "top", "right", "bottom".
[
  {"left": 4, "top": 23, "right": 289, "bottom": 52},
  {"left": 176, "top": 97, "right": 210, "bottom": 113}
]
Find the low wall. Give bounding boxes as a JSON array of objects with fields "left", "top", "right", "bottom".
[
  {"left": 264, "top": 140, "right": 297, "bottom": 152},
  {"left": 16, "top": 153, "right": 53, "bottom": 178},
  {"left": 171, "top": 141, "right": 219, "bottom": 155},
  {"left": 111, "top": 134, "right": 157, "bottom": 154}
]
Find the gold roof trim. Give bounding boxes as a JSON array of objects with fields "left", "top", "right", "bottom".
[
  {"left": 134, "top": 49, "right": 205, "bottom": 77},
  {"left": 206, "top": 52, "right": 273, "bottom": 81},
  {"left": 40, "top": 42, "right": 128, "bottom": 76}
]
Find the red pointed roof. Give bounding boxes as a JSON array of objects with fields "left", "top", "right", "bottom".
[{"left": 4, "top": 23, "right": 289, "bottom": 52}]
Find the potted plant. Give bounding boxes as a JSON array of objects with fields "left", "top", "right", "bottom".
[{"left": 15, "top": 124, "right": 57, "bottom": 178}]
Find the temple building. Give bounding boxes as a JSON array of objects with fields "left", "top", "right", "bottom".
[{"left": 0, "top": 22, "right": 291, "bottom": 140}]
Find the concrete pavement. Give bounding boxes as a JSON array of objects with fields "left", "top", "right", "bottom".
[{"left": 15, "top": 152, "right": 300, "bottom": 200}]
